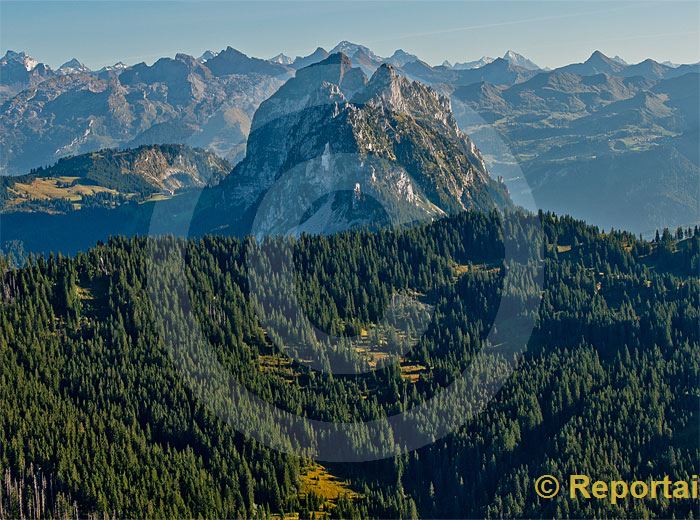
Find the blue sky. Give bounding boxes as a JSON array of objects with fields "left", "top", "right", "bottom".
[{"left": 1, "top": 1, "right": 698, "bottom": 69}]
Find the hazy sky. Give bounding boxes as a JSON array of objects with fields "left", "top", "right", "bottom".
[{"left": 1, "top": 1, "right": 699, "bottom": 69}]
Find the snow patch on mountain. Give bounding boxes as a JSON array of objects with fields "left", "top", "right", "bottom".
[
  {"left": 58, "top": 58, "right": 90, "bottom": 75},
  {"left": 270, "top": 53, "right": 293, "bottom": 65},
  {"left": 2, "top": 50, "right": 40, "bottom": 71},
  {"left": 502, "top": 50, "right": 540, "bottom": 70},
  {"left": 451, "top": 56, "right": 495, "bottom": 70}
]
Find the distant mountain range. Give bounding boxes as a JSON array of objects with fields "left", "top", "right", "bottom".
[
  {"left": 0, "top": 52, "right": 508, "bottom": 253},
  {"left": 0, "top": 42, "right": 698, "bottom": 237},
  {"left": 450, "top": 56, "right": 495, "bottom": 70},
  {"left": 451, "top": 52, "right": 699, "bottom": 234},
  {"left": 0, "top": 48, "right": 289, "bottom": 175}
]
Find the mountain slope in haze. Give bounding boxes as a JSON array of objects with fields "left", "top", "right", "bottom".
[
  {"left": 458, "top": 70, "right": 656, "bottom": 116},
  {"left": 291, "top": 47, "right": 330, "bottom": 69},
  {"left": 525, "top": 144, "right": 698, "bottom": 233},
  {"left": 384, "top": 49, "right": 420, "bottom": 67},
  {"left": 205, "top": 46, "right": 292, "bottom": 77},
  {"left": 402, "top": 57, "right": 539, "bottom": 88},
  {"left": 451, "top": 61, "right": 699, "bottom": 233},
  {"left": 620, "top": 58, "right": 673, "bottom": 80},
  {"left": 557, "top": 50, "right": 627, "bottom": 76},
  {"left": 0, "top": 144, "right": 231, "bottom": 213},
  {"left": 612, "top": 55, "right": 628, "bottom": 65}
]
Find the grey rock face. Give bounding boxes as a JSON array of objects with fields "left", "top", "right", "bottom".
[
  {"left": 0, "top": 50, "right": 54, "bottom": 103},
  {"left": 214, "top": 53, "right": 507, "bottom": 236}
]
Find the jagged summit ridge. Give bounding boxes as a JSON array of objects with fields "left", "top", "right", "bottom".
[
  {"left": 353, "top": 63, "right": 454, "bottom": 126},
  {"left": 252, "top": 54, "right": 459, "bottom": 136},
  {"left": 2, "top": 50, "right": 40, "bottom": 71}
]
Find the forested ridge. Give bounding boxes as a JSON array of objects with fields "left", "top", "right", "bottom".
[
  {"left": 0, "top": 211, "right": 698, "bottom": 518},
  {"left": 0, "top": 144, "right": 232, "bottom": 214}
]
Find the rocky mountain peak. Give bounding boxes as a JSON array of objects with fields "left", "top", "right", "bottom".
[
  {"left": 292, "top": 47, "right": 329, "bottom": 69},
  {"left": 365, "top": 62, "right": 399, "bottom": 86},
  {"left": 353, "top": 63, "right": 418, "bottom": 114},
  {"left": 297, "top": 53, "right": 368, "bottom": 97},
  {"left": 119, "top": 54, "right": 210, "bottom": 90},
  {"left": 0, "top": 50, "right": 53, "bottom": 93},
  {"left": 2, "top": 50, "right": 40, "bottom": 71},
  {"left": 204, "top": 46, "right": 291, "bottom": 77},
  {"left": 385, "top": 49, "right": 419, "bottom": 67},
  {"left": 57, "top": 59, "right": 90, "bottom": 76},
  {"left": 215, "top": 55, "right": 508, "bottom": 235},
  {"left": 270, "top": 53, "right": 293, "bottom": 65},
  {"left": 294, "top": 53, "right": 366, "bottom": 96},
  {"left": 175, "top": 52, "right": 194, "bottom": 61},
  {"left": 503, "top": 50, "right": 540, "bottom": 70},
  {"left": 59, "top": 58, "right": 87, "bottom": 70},
  {"left": 198, "top": 50, "right": 218, "bottom": 62},
  {"left": 351, "top": 63, "right": 462, "bottom": 146},
  {"left": 587, "top": 50, "right": 613, "bottom": 64},
  {"left": 174, "top": 53, "right": 205, "bottom": 70},
  {"left": 250, "top": 52, "right": 366, "bottom": 132},
  {"left": 309, "top": 51, "right": 353, "bottom": 70},
  {"left": 555, "top": 50, "right": 626, "bottom": 76},
  {"left": 330, "top": 41, "right": 379, "bottom": 61},
  {"left": 98, "top": 61, "right": 127, "bottom": 73}
]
